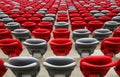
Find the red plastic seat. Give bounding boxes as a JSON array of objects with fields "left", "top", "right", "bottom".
[
  {"left": 0, "top": 22, "right": 6, "bottom": 29},
  {"left": 106, "top": 12, "right": 117, "bottom": 18},
  {"left": 10, "top": 14, "right": 20, "bottom": 19},
  {"left": 14, "top": 17, "right": 27, "bottom": 24},
  {"left": 87, "top": 21, "right": 103, "bottom": 33},
  {"left": 98, "top": 16, "right": 111, "bottom": 23},
  {"left": 71, "top": 21, "right": 86, "bottom": 31},
  {"left": 0, "top": 39, "right": 23, "bottom": 57},
  {"left": 80, "top": 56, "right": 116, "bottom": 77},
  {"left": 114, "top": 59, "right": 120, "bottom": 76},
  {"left": 22, "top": 22, "right": 37, "bottom": 32},
  {"left": 47, "top": 10, "right": 57, "bottom": 14},
  {"left": 69, "top": 10, "right": 78, "bottom": 14},
  {"left": 0, "top": 59, "right": 7, "bottom": 77},
  {"left": 53, "top": 28, "right": 70, "bottom": 38},
  {"left": 57, "top": 17, "right": 68, "bottom": 22},
  {"left": 84, "top": 16, "right": 97, "bottom": 23},
  {"left": 79, "top": 10, "right": 89, "bottom": 14},
  {"left": 81, "top": 13, "right": 92, "bottom": 18},
  {"left": 101, "top": 37, "right": 120, "bottom": 57},
  {"left": 32, "top": 28, "right": 50, "bottom": 42},
  {"left": 112, "top": 9, "right": 120, "bottom": 13},
  {"left": 106, "top": 7, "right": 114, "bottom": 11},
  {"left": 69, "top": 13, "right": 81, "bottom": 18},
  {"left": 0, "top": 29, "right": 12, "bottom": 39},
  {"left": 28, "top": 17, "right": 41, "bottom": 23},
  {"left": 50, "top": 38, "right": 72, "bottom": 56},
  {"left": 70, "top": 17, "right": 83, "bottom": 22},
  {"left": 57, "top": 14, "right": 68, "bottom": 17},
  {"left": 113, "top": 27, "right": 120, "bottom": 37},
  {"left": 25, "top": 10, "right": 35, "bottom": 14},
  {"left": 38, "top": 22, "right": 53, "bottom": 32},
  {"left": 21, "top": 13, "right": 32, "bottom": 19},
  {"left": 33, "top": 13, "right": 44, "bottom": 18}
]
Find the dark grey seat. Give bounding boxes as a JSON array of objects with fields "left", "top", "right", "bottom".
[
  {"left": 42, "top": 17, "right": 55, "bottom": 24},
  {"left": 117, "top": 13, "right": 120, "bottom": 16},
  {"left": 11, "top": 9, "right": 20, "bottom": 12},
  {"left": 111, "top": 5, "right": 118, "bottom": 8},
  {"left": 23, "top": 38, "right": 47, "bottom": 58},
  {"left": 4, "top": 57, "right": 40, "bottom": 77},
  {"left": 1, "top": 18, "right": 14, "bottom": 24},
  {"left": 112, "top": 16, "right": 120, "bottom": 23},
  {"left": 0, "top": 11, "right": 5, "bottom": 14},
  {"left": 75, "top": 38, "right": 99, "bottom": 58},
  {"left": 58, "top": 10, "right": 67, "bottom": 14},
  {"left": 36, "top": 10, "right": 46, "bottom": 15},
  {"left": 5, "top": 22, "right": 21, "bottom": 31},
  {"left": 39, "top": 8, "right": 48, "bottom": 12},
  {"left": 43, "top": 56, "right": 76, "bottom": 77},
  {"left": 25, "top": 6, "right": 33, "bottom": 10},
  {"left": 103, "top": 21, "right": 119, "bottom": 31},
  {"left": 45, "top": 14, "right": 56, "bottom": 19},
  {"left": 93, "top": 29, "right": 112, "bottom": 41},
  {"left": 101, "top": 10, "right": 110, "bottom": 14},
  {"left": 94, "top": 5, "right": 101, "bottom": 9},
  {"left": 72, "top": 29, "right": 90, "bottom": 41},
  {"left": 94, "top": 13, "right": 105, "bottom": 18},
  {"left": 90, "top": 10, "right": 100, "bottom": 15},
  {"left": 55, "top": 22, "right": 69, "bottom": 29},
  {"left": 12, "top": 29, "right": 31, "bottom": 42},
  {"left": 0, "top": 14, "right": 9, "bottom": 19}
]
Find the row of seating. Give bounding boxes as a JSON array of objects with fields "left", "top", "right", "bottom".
[
  {"left": 0, "top": 36, "right": 120, "bottom": 59},
  {"left": 0, "top": 24, "right": 120, "bottom": 42},
  {"left": 0, "top": 56, "right": 120, "bottom": 77}
]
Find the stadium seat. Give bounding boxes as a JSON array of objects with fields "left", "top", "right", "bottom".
[
  {"left": 87, "top": 21, "right": 103, "bottom": 33},
  {"left": 4, "top": 57, "right": 40, "bottom": 77},
  {"left": 114, "top": 59, "right": 120, "bottom": 76},
  {"left": 23, "top": 38, "right": 47, "bottom": 58},
  {"left": 50, "top": 38, "right": 72, "bottom": 56},
  {"left": 80, "top": 56, "right": 116, "bottom": 77},
  {"left": 43, "top": 56, "right": 76, "bottom": 77},
  {"left": 103, "top": 21, "right": 119, "bottom": 31},
  {"left": 113, "top": 27, "right": 120, "bottom": 37},
  {"left": 22, "top": 22, "right": 37, "bottom": 32},
  {"left": 100, "top": 37, "right": 120, "bottom": 57},
  {"left": 5, "top": 22, "right": 21, "bottom": 31},
  {"left": 12, "top": 29, "right": 31, "bottom": 42},
  {"left": 0, "top": 39, "right": 23, "bottom": 57},
  {"left": 55, "top": 22, "right": 69, "bottom": 29},
  {"left": 32, "top": 28, "right": 50, "bottom": 42},
  {"left": 72, "top": 29, "right": 90, "bottom": 41},
  {"left": 0, "top": 29, "right": 12, "bottom": 39},
  {"left": 93, "top": 29, "right": 112, "bottom": 41},
  {"left": 53, "top": 28, "right": 70, "bottom": 38},
  {"left": 38, "top": 22, "right": 53, "bottom": 32},
  {"left": 75, "top": 38, "right": 99, "bottom": 58},
  {"left": 0, "top": 59, "right": 7, "bottom": 77}
]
